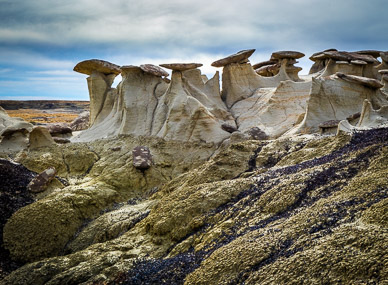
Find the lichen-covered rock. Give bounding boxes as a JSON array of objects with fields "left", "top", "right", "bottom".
[
  {"left": 0, "top": 159, "right": 35, "bottom": 279},
  {"left": 1, "top": 129, "right": 387, "bottom": 284}
]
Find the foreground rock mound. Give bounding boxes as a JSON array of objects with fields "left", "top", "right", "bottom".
[{"left": 1, "top": 128, "right": 387, "bottom": 284}]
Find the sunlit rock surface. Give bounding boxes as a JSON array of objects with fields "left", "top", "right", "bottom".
[{"left": 1, "top": 48, "right": 387, "bottom": 285}]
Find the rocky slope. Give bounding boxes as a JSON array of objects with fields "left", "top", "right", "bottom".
[{"left": 0, "top": 49, "right": 387, "bottom": 284}]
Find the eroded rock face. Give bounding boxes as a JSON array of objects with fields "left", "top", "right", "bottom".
[
  {"left": 286, "top": 74, "right": 388, "bottom": 135},
  {"left": 0, "top": 107, "right": 33, "bottom": 153},
  {"left": 2, "top": 49, "right": 388, "bottom": 285}
]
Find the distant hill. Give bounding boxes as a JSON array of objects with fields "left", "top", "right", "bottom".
[{"left": 0, "top": 100, "right": 89, "bottom": 111}]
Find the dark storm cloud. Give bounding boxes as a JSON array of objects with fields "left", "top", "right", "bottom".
[{"left": 0, "top": 0, "right": 387, "bottom": 99}]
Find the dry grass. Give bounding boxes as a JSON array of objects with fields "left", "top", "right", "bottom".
[{"left": 6, "top": 109, "right": 78, "bottom": 124}]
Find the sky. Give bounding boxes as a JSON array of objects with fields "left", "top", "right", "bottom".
[{"left": 0, "top": 0, "right": 387, "bottom": 100}]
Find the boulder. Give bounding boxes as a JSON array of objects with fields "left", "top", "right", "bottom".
[
  {"left": 46, "top": 123, "right": 73, "bottom": 136},
  {"left": 27, "top": 167, "right": 57, "bottom": 193},
  {"left": 73, "top": 59, "right": 121, "bottom": 76},
  {"left": 132, "top": 146, "right": 152, "bottom": 170},
  {"left": 70, "top": 111, "right": 90, "bottom": 131},
  {"left": 211, "top": 49, "right": 255, "bottom": 67},
  {"left": 28, "top": 126, "right": 55, "bottom": 149},
  {"left": 159, "top": 63, "right": 203, "bottom": 71},
  {"left": 221, "top": 123, "right": 238, "bottom": 133}
]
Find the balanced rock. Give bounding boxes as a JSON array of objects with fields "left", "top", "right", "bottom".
[
  {"left": 159, "top": 63, "right": 202, "bottom": 71},
  {"left": 336, "top": 72, "right": 384, "bottom": 89},
  {"left": 355, "top": 50, "right": 382, "bottom": 58},
  {"left": 271, "top": 50, "right": 305, "bottom": 60},
  {"left": 73, "top": 59, "right": 121, "bottom": 75},
  {"left": 140, "top": 64, "right": 169, "bottom": 77},
  {"left": 132, "top": 146, "right": 152, "bottom": 170},
  {"left": 309, "top": 48, "right": 337, "bottom": 74},
  {"left": 27, "top": 167, "right": 57, "bottom": 193},
  {"left": 211, "top": 49, "right": 255, "bottom": 67}
]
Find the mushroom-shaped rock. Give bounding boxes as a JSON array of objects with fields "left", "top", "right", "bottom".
[
  {"left": 211, "top": 49, "right": 255, "bottom": 67},
  {"left": 323, "top": 51, "right": 378, "bottom": 64},
  {"left": 309, "top": 49, "right": 337, "bottom": 74},
  {"left": 252, "top": 60, "right": 278, "bottom": 70},
  {"left": 309, "top": 49, "right": 338, "bottom": 61},
  {"left": 73, "top": 59, "right": 121, "bottom": 76},
  {"left": 159, "top": 63, "right": 202, "bottom": 71},
  {"left": 271, "top": 51, "right": 305, "bottom": 60},
  {"left": 132, "top": 146, "right": 152, "bottom": 170},
  {"left": 27, "top": 167, "right": 57, "bottom": 193},
  {"left": 336, "top": 72, "right": 384, "bottom": 89},
  {"left": 28, "top": 127, "right": 55, "bottom": 150},
  {"left": 356, "top": 50, "right": 382, "bottom": 59},
  {"left": 140, "top": 64, "right": 169, "bottom": 77}
]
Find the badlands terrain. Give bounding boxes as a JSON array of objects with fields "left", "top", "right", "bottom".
[{"left": 0, "top": 49, "right": 387, "bottom": 284}]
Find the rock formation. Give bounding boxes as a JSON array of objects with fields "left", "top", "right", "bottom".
[
  {"left": 1, "top": 48, "right": 388, "bottom": 285},
  {"left": 0, "top": 107, "right": 33, "bottom": 153}
]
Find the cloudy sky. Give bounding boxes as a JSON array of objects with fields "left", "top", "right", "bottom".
[{"left": 0, "top": 0, "right": 387, "bottom": 100}]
